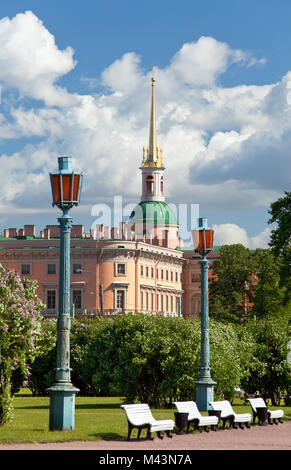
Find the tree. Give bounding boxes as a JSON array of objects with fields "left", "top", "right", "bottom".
[
  {"left": 241, "top": 317, "right": 290, "bottom": 405},
  {"left": 252, "top": 248, "right": 286, "bottom": 319},
  {"left": 268, "top": 190, "right": 291, "bottom": 302},
  {"left": 209, "top": 244, "right": 255, "bottom": 323},
  {"left": 0, "top": 265, "right": 50, "bottom": 424},
  {"left": 86, "top": 314, "right": 248, "bottom": 406}
]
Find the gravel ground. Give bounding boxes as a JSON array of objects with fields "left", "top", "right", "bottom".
[{"left": 0, "top": 421, "right": 290, "bottom": 451}]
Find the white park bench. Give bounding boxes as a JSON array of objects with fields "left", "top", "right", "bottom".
[
  {"left": 173, "top": 401, "right": 219, "bottom": 432},
  {"left": 247, "top": 398, "right": 284, "bottom": 425},
  {"left": 210, "top": 400, "right": 251, "bottom": 429},
  {"left": 121, "top": 404, "right": 174, "bottom": 440}
]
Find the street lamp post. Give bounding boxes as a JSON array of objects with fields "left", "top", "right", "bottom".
[
  {"left": 46, "top": 156, "right": 83, "bottom": 430},
  {"left": 192, "top": 217, "right": 216, "bottom": 411}
]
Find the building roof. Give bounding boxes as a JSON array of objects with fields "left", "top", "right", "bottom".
[{"left": 129, "top": 200, "right": 178, "bottom": 227}]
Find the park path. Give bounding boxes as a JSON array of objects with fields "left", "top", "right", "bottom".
[{"left": 0, "top": 421, "right": 290, "bottom": 450}]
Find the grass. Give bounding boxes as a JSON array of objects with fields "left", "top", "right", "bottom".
[{"left": 0, "top": 389, "right": 290, "bottom": 444}]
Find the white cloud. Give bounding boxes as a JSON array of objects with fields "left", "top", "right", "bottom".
[
  {"left": 213, "top": 223, "right": 271, "bottom": 249},
  {"left": 169, "top": 36, "right": 255, "bottom": 87},
  {"left": 0, "top": 11, "right": 286, "bottom": 248},
  {"left": 101, "top": 52, "right": 144, "bottom": 93},
  {"left": 0, "top": 11, "right": 79, "bottom": 106}
]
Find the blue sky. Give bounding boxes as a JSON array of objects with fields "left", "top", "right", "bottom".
[{"left": 0, "top": 1, "right": 290, "bottom": 247}]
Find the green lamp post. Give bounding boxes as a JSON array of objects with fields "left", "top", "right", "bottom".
[
  {"left": 192, "top": 217, "right": 216, "bottom": 411},
  {"left": 46, "top": 156, "right": 83, "bottom": 430}
]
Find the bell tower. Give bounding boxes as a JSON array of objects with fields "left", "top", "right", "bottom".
[{"left": 140, "top": 70, "right": 165, "bottom": 202}]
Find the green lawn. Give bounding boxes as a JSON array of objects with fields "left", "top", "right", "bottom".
[{"left": 0, "top": 389, "right": 290, "bottom": 444}]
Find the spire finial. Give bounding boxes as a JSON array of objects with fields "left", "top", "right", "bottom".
[
  {"left": 140, "top": 68, "right": 165, "bottom": 169},
  {"left": 148, "top": 67, "right": 157, "bottom": 163}
]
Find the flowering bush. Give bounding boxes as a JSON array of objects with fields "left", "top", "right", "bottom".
[{"left": 0, "top": 265, "right": 48, "bottom": 424}]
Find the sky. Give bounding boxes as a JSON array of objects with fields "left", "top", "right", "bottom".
[{"left": 0, "top": 0, "right": 290, "bottom": 247}]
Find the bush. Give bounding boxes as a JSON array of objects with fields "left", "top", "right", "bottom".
[
  {"left": 0, "top": 266, "right": 48, "bottom": 424},
  {"left": 28, "top": 317, "right": 108, "bottom": 396},
  {"left": 241, "top": 317, "right": 291, "bottom": 405},
  {"left": 29, "top": 314, "right": 280, "bottom": 408},
  {"left": 86, "top": 315, "right": 246, "bottom": 407}
]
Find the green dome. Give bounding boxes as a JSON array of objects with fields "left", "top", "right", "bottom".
[{"left": 129, "top": 201, "right": 178, "bottom": 226}]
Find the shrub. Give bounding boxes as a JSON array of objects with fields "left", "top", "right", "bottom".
[
  {"left": 241, "top": 317, "right": 291, "bottom": 405},
  {"left": 86, "top": 315, "right": 245, "bottom": 407},
  {"left": 0, "top": 266, "right": 48, "bottom": 424}
]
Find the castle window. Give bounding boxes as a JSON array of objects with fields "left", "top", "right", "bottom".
[
  {"left": 146, "top": 175, "right": 154, "bottom": 194},
  {"left": 73, "top": 263, "right": 82, "bottom": 274},
  {"left": 47, "top": 290, "right": 56, "bottom": 310},
  {"left": 115, "top": 262, "right": 126, "bottom": 276},
  {"left": 21, "top": 264, "right": 31, "bottom": 275},
  {"left": 47, "top": 263, "right": 56, "bottom": 275},
  {"left": 72, "top": 290, "right": 82, "bottom": 310},
  {"left": 116, "top": 290, "right": 125, "bottom": 310}
]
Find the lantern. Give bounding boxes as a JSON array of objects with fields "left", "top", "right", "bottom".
[
  {"left": 50, "top": 156, "right": 83, "bottom": 210},
  {"left": 192, "top": 217, "right": 214, "bottom": 254}
]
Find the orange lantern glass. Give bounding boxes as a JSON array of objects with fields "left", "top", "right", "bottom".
[
  {"left": 192, "top": 218, "right": 214, "bottom": 253},
  {"left": 50, "top": 156, "right": 83, "bottom": 210}
]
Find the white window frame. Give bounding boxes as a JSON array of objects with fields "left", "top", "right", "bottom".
[
  {"left": 114, "top": 262, "right": 127, "bottom": 276},
  {"left": 115, "top": 288, "right": 127, "bottom": 311}
]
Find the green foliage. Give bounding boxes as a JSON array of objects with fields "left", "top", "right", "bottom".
[
  {"left": 241, "top": 317, "right": 291, "bottom": 405},
  {"left": 28, "top": 317, "right": 107, "bottom": 396},
  {"left": 26, "top": 314, "right": 290, "bottom": 409},
  {"left": 85, "top": 315, "right": 246, "bottom": 407},
  {"left": 268, "top": 191, "right": 291, "bottom": 302},
  {"left": 70, "top": 317, "right": 110, "bottom": 395},
  {"left": 210, "top": 321, "right": 251, "bottom": 402},
  {"left": 209, "top": 244, "right": 255, "bottom": 323},
  {"left": 0, "top": 265, "right": 49, "bottom": 424},
  {"left": 252, "top": 248, "right": 286, "bottom": 319}
]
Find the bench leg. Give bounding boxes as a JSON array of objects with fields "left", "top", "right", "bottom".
[
  {"left": 146, "top": 428, "right": 154, "bottom": 441},
  {"left": 166, "top": 431, "right": 173, "bottom": 438},
  {"left": 157, "top": 431, "right": 164, "bottom": 439},
  {"left": 127, "top": 423, "right": 133, "bottom": 441},
  {"left": 137, "top": 427, "right": 142, "bottom": 439},
  {"left": 239, "top": 423, "right": 245, "bottom": 429},
  {"left": 245, "top": 422, "right": 250, "bottom": 429},
  {"left": 204, "top": 426, "right": 209, "bottom": 432},
  {"left": 211, "top": 425, "right": 218, "bottom": 431},
  {"left": 279, "top": 418, "right": 283, "bottom": 424}
]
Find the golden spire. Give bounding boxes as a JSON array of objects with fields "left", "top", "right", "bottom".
[
  {"left": 148, "top": 67, "right": 157, "bottom": 164},
  {"left": 141, "top": 68, "right": 165, "bottom": 169}
]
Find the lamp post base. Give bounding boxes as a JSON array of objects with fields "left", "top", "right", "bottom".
[
  {"left": 195, "top": 379, "right": 216, "bottom": 411},
  {"left": 46, "top": 384, "right": 80, "bottom": 431}
]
